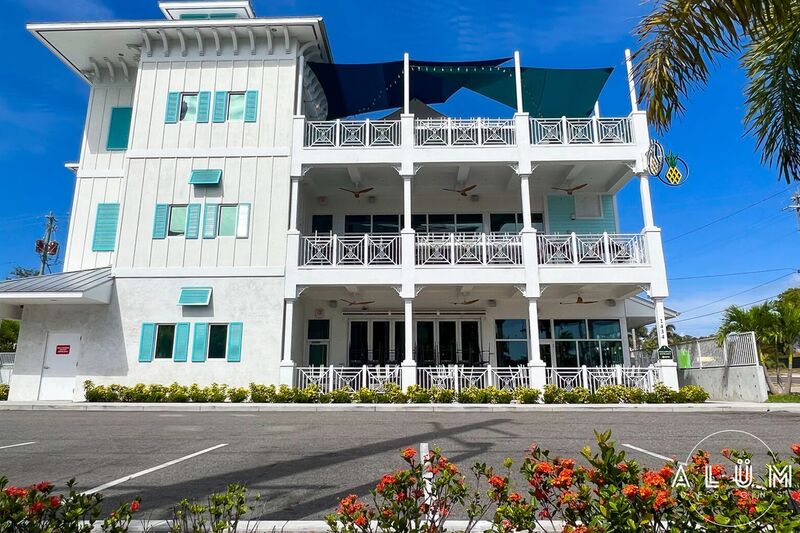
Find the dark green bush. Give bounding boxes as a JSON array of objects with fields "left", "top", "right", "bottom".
[
  {"left": 0, "top": 383, "right": 8, "bottom": 401},
  {"left": 542, "top": 384, "right": 566, "bottom": 404},
  {"left": 513, "top": 387, "right": 541, "bottom": 404},
  {"left": 678, "top": 385, "right": 710, "bottom": 403},
  {"left": 249, "top": 383, "right": 275, "bottom": 402},
  {"left": 227, "top": 387, "right": 249, "bottom": 403}
]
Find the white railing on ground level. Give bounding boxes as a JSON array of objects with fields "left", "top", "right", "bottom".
[
  {"left": 538, "top": 233, "right": 647, "bottom": 265},
  {"left": 417, "top": 365, "right": 531, "bottom": 391},
  {"left": 295, "top": 365, "right": 402, "bottom": 392},
  {"left": 300, "top": 234, "right": 401, "bottom": 266},
  {"left": 530, "top": 117, "right": 633, "bottom": 145},
  {"left": 304, "top": 120, "right": 401, "bottom": 147},
  {"left": 670, "top": 332, "right": 758, "bottom": 369},
  {"left": 415, "top": 118, "right": 516, "bottom": 146},
  {"left": 547, "top": 365, "right": 660, "bottom": 393},
  {"left": 416, "top": 233, "right": 523, "bottom": 266}
]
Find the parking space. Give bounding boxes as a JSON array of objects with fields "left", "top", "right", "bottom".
[{"left": 1, "top": 410, "right": 798, "bottom": 519}]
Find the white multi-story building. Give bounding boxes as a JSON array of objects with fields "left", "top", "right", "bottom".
[{"left": 1, "top": 1, "right": 677, "bottom": 401}]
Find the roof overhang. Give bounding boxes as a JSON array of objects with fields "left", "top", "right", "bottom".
[
  {"left": 27, "top": 16, "right": 332, "bottom": 84},
  {"left": 624, "top": 296, "right": 679, "bottom": 329},
  {"left": 0, "top": 268, "right": 113, "bottom": 306}
]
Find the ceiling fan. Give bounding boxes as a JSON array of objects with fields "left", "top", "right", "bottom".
[
  {"left": 559, "top": 295, "right": 598, "bottom": 305},
  {"left": 443, "top": 184, "right": 477, "bottom": 196},
  {"left": 552, "top": 183, "right": 588, "bottom": 195},
  {"left": 340, "top": 298, "right": 376, "bottom": 306},
  {"left": 451, "top": 299, "right": 480, "bottom": 305},
  {"left": 339, "top": 187, "right": 374, "bottom": 198}
]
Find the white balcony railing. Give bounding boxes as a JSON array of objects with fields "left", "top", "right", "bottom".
[
  {"left": 537, "top": 233, "right": 647, "bottom": 265},
  {"left": 530, "top": 117, "right": 633, "bottom": 145},
  {"left": 415, "top": 233, "right": 523, "bottom": 266},
  {"left": 304, "top": 120, "right": 401, "bottom": 147},
  {"left": 415, "top": 118, "right": 516, "bottom": 146},
  {"left": 300, "top": 234, "right": 401, "bottom": 267}
]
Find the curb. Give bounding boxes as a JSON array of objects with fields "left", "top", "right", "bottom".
[{"left": 1, "top": 401, "right": 797, "bottom": 413}]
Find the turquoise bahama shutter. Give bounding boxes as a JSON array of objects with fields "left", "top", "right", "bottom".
[
  {"left": 152, "top": 204, "right": 169, "bottom": 239},
  {"left": 244, "top": 91, "right": 258, "bottom": 122},
  {"left": 185, "top": 204, "right": 202, "bottom": 239},
  {"left": 138, "top": 323, "right": 156, "bottom": 362},
  {"left": 212, "top": 91, "right": 228, "bottom": 123},
  {"left": 106, "top": 107, "right": 132, "bottom": 150},
  {"left": 92, "top": 203, "right": 120, "bottom": 252},
  {"left": 227, "top": 322, "right": 243, "bottom": 362},
  {"left": 192, "top": 323, "right": 208, "bottom": 362},
  {"left": 197, "top": 91, "right": 211, "bottom": 123},
  {"left": 203, "top": 204, "right": 219, "bottom": 238},
  {"left": 188, "top": 169, "right": 222, "bottom": 185},
  {"left": 173, "top": 323, "right": 190, "bottom": 362},
  {"left": 165, "top": 92, "right": 180, "bottom": 123}
]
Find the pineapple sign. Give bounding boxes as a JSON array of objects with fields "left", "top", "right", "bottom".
[{"left": 647, "top": 139, "right": 690, "bottom": 186}]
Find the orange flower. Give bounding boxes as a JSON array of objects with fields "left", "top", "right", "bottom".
[
  {"left": 692, "top": 452, "right": 709, "bottom": 467},
  {"left": 557, "top": 458, "right": 576, "bottom": 469},
  {"left": 538, "top": 508, "right": 551, "bottom": 519},
  {"left": 733, "top": 489, "right": 758, "bottom": 515},
  {"left": 488, "top": 475, "right": 507, "bottom": 490},
  {"left": 33, "top": 481, "right": 52, "bottom": 492},
  {"left": 721, "top": 448, "right": 732, "bottom": 459},
  {"left": 791, "top": 444, "right": 800, "bottom": 456},
  {"left": 652, "top": 489, "right": 673, "bottom": 511},
  {"left": 382, "top": 508, "right": 393, "bottom": 518},
  {"left": 622, "top": 484, "right": 638, "bottom": 498},
  {"left": 401, "top": 447, "right": 417, "bottom": 460},
  {"left": 659, "top": 466, "right": 674, "bottom": 480},
  {"left": 130, "top": 500, "right": 140, "bottom": 512},
  {"left": 508, "top": 492, "right": 522, "bottom": 502},
  {"left": 4, "top": 487, "right": 28, "bottom": 499},
  {"left": 376, "top": 474, "right": 397, "bottom": 494},
  {"left": 639, "top": 486, "right": 655, "bottom": 499},
  {"left": 552, "top": 469, "right": 574, "bottom": 488},
  {"left": 49, "top": 496, "right": 61, "bottom": 508},
  {"left": 642, "top": 470, "right": 666, "bottom": 487},
  {"left": 616, "top": 462, "right": 629, "bottom": 472},
  {"left": 28, "top": 501, "right": 45, "bottom": 515},
  {"left": 709, "top": 464, "right": 725, "bottom": 479},
  {"left": 534, "top": 461, "right": 554, "bottom": 475},
  {"left": 790, "top": 491, "right": 800, "bottom": 505},
  {"left": 354, "top": 515, "right": 368, "bottom": 527}
]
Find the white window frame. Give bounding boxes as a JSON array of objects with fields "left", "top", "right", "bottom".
[
  {"left": 168, "top": 205, "right": 188, "bottom": 237},
  {"left": 206, "top": 323, "right": 229, "bottom": 360},
  {"left": 215, "top": 204, "right": 250, "bottom": 238},
  {"left": 227, "top": 92, "right": 246, "bottom": 121},
  {"left": 154, "top": 323, "right": 177, "bottom": 360}
]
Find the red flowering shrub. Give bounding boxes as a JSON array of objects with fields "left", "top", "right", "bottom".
[{"left": 0, "top": 476, "right": 139, "bottom": 532}]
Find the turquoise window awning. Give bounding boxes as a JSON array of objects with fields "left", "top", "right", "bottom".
[
  {"left": 189, "top": 169, "right": 222, "bottom": 185},
  {"left": 178, "top": 287, "right": 212, "bottom": 306}
]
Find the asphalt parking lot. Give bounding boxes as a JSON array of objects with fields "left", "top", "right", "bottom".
[{"left": 1, "top": 410, "right": 798, "bottom": 519}]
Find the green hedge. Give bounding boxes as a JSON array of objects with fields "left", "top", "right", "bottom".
[
  {"left": 0, "top": 384, "right": 8, "bottom": 401},
  {"left": 83, "top": 380, "right": 709, "bottom": 404}
]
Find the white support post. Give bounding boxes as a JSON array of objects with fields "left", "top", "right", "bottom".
[
  {"left": 653, "top": 297, "right": 679, "bottom": 391},
  {"left": 519, "top": 174, "right": 532, "bottom": 231},
  {"left": 289, "top": 176, "right": 301, "bottom": 232},
  {"left": 280, "top": 299, "right": 296, "bottom": 386},
  {"left": 403, "top": 175, "right": 412, "bottom": 230},
  {"left": 403, "top": 52, "right": 410, "bottom": 115},
  {"left": 581, "top": 365, "right": 589, "bottom": 389},
  {"left": 625, "top": 48, "right": 639, "bottom": 113},
  {"left": 527, "top": 297, "right": 546, "bottom": 391},
  {"left": 295, "top": 55, "right": 305, "bottom": 116},
  {"left": 639, "top": 174, "right": 655, "bottom": 229},
  {"left": 513, "top": 50, "right": 524, "bottom": 114},
  {"left": 654, "top": 298, "right": 668, "bottom": 348},
  {"left": 401, "top": 297, "right": 416, "bottom": 389}
]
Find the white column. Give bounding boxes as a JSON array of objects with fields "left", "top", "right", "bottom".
[
  {"left": 639, "top": 174, "right": 655, "bottom": 229},
  {"left": 527, "top": 297, "right": 546, "bottom": 392},
  {"left": 519, "top": 174, "right": 532, "bottom": 230},
  {"left": 403, "top": 52, "right": 410, "bottom": 115},
  {"left": 289, "top": 176, "right": 301, "bottom": 232},
  {"left": 654, "top": 297, "right": 668, "bottom": 347},
  {"left": 295, "top": 55, "right": 305, "bottom": 115},
  {"left": 513, "top": 50, "right": 524, "bottom": 114},
  {"left": 279, "top": 298, "right": 296, "bottom": 386},
  {"left": 401, "top": 297, "right": 417, "bottom": 389},
  {"left": 403, "top": 175, "right": 412, "bottom": 230},
  {"left": 624, "top": 48, "right": 638, "bottom": 113},
  {"left": 654, "top": 295, "right": 679, "bottom": 391}
]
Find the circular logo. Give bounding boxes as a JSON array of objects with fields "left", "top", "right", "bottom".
[{"left": 680, "top": 430, "right": 776, "bottom": 528}]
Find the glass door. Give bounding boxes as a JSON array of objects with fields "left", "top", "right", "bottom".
[
  {"left": 348, "top": 321, "right": 369, "bottom": 365},
  {"left": 438, "top": 321, "right": 457, "bottom": 364},
  {"left": 393, "top": 322, "right": 404, "bottom": 364},
  {"left": 372, "top": 321, "right": 390, "bottom": 365},
  {"left": 460, "top": 321, "right": 481, "bottom": 364},
  {"left": 415, "top": 321, "right": 436, "bottom": 365},
  {"left": 539, "top": 342, "right": 553, "bottom": 367}
]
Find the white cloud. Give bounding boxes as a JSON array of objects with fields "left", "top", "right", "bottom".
[{"left": 17, "top": 0, "right": 113, "bottom": 20}]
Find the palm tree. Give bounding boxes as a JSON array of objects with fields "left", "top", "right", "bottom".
[
  {"left": 770, "top": 299, "right": 800, "bottom": 391},
  {"left": 633, "top": 0, "right": 800, "bottom": 183}
]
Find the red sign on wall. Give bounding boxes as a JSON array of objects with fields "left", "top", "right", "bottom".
[{"left": 55, "top": 345, "right": 71, "bottom": 356}]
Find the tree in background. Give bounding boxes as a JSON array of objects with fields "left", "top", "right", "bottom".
[
  {"left": 632, "top": 324, "right": 695, "bottom": 353},
  {"left": 634, "top": 0, "right": 800, "bottom": 183},
  {"left": 0, "top": 320, "right": 19, "bottom": 352},
  {"left": 7, "top": 267, "right": 38, "bottom": 280}
]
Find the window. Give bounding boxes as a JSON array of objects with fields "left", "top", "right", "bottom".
[
  {"left": 207, "top": 324, "right": 228, "bottom": 359},
  {"left": 227, "top": 93, "right": 246, "bottom": 121},
  {"left": 218, "top": 206, "right": 239, "bottom": 237},
  {"left": 207, "top": 204, "right": 250, "bottom": 238},
  {"left": 344, "top": 215, "right": 371, "bottom": 234},
  {"left": 548, "top": 319, "right": 623, "bottom": 367},
  {"left": 412, "top": 214, "right": 482, "bottom": 233},
  {"left": 490, "top": 213, "right": 545, "bottom": 233},
  {"left": 307, "top": 319, "right": 330, "bottom": 366},
  {"left": 343, "top": 214, "right": 402, "bottom": 234},
  {"left": 168, "top": 205, "right": 188, "bottom": 236},
  {"left": 311, "top": 215, "right": 333, "bottom": 234},
  {"left": 574, "top": 194, "right": 602, "bottom": 218},
  {"left": 554, "top": 320, "right": 586, "bottom": 340},
  {"left": 456, "top": 213, "right": 483, "bottom": 233},
  {"left": 373, "top": 214, "right": 401, "bottom": 234},
  {"left": 495, "top": 319, "right": 528, "bottom": 367},
  {"left": 180, "top": 94, "right": 198, "bottom": 121},
  {"left": 154, "top": 324, "right": 176, "bottom": 359},
  {"left": 538, "top": 320, "right": 552, "bottom": 340}
]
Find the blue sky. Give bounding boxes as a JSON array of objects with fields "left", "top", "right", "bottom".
[{"left": 2, "top": 0, "right": 798, "bottom": 336}]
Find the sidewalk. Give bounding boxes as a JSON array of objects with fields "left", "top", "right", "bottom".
[{"left": 2, "top": 401, "right": 798, "bottom": 413}]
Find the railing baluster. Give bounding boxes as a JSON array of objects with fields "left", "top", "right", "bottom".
[
  {"left": 602, "top": 232, "right": 611, "bottom": 264},
  {"left": 570, "top": 232, "right": 578, "bottom": 264}
]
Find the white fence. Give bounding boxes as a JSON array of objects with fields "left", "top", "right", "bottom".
[
  {"left": 417, "top": 365, "right": 531, "bottom": 391},
  {"left": 415, "top": 118, "right": 516, "bottom": 146},
  {"left": 530, "top": 117, "right": 633, "bottom": 145},
  {"left": 547, "top": 365, "right": 660, "bottom": 393},
  {"left": 538, "top": 233, "right": 647, "bottom": 265},
  {"left": 671, "top": 333, "right": 759, "bottom": 369},
  {"left": 415, "top": 233, "right": 523, "bottom": 266},
  {"left": 304, "top": 120, "right": 401, "bottom": 147},
  {"left": 295, "top": 365, "right": 403, "bottom": 392},
  {"left": 0, "top": 352, "right": 14, "bottom": 385},
  {"left": 300, "top": 235, "right": 401, "bottom": 266}
]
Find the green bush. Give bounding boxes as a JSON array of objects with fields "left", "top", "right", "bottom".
[
  {"left": 406, "top": 385, "right": 432, "bottom": 403},
  {"left": 227, "top": 387, "right": 249, "bottom": 403},
  {"left": 458, "top": 386, "right": 489, "bottom": 404},
  {"left": 381, "top": 383, "right": 408, "bottom": 404},
  {"left": 330, "top": 388, "right": 353, "bottom": 403},
  {"left": 273, "top": 384, "right": 296, "bottom": 403},
  {"left": 648, "top": 382, "right": 679, "bottom": 403},
  {"left": 563, "top": 386, "right": 592, "bottom": 404},
  {"left": 249, "top": 383, "right": 275, "bottom": 403},
  {"left": 294, "top": 385, "right": 321, "bottom": 403},
  {"left": 486, "top": 386, "right": 514, "bottom": 404},
  {"left": 166, "top": 383, "right": 190, "bottom": 402},
  {"left": 431, "top": 387, "right": 457, "bottom": 403},
  {"left": 593, "top": 384, "right": 627, "bottom": 404},
  {"left": 542, "top": 384, "right": 566, "bottom": 404},
  {"left": 0, "top": 383, "right": 9, "bottom": 401},
  {"left": 625, "top": 387, "right": 647, "bottom": 404},
  {"left": 678, "top": 385, "right": 710, "bottom": 403},
  {"left": 513, "top": 387, "right": 541, "bottom": 404}
]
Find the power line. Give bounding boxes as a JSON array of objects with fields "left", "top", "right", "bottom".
[
  {"left": 669, "top": 267, "right": 798, "bottom": 281},
  {"left": 669, "top": 293, "right": 782, "bottom": 324},
  {"left": 664, "top": 186, "right": 791, "bottom": 243},
  {"left": 679, "top": 272, "right": 797, "bottom": 314}
]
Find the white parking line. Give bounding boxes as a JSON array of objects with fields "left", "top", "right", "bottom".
[
  {"left": 83, "top": 443, "right": 228, "bottom": 495},
  {"left": 0, "top": 442, "right": 36, "bottom": 450},
  {"left": 622, "top": 443, "right": 683, "bottom": 464}
]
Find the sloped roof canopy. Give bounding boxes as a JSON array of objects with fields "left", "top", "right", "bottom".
[
  {"left": 308, "top": 59, "right": 613, "bottom": 119},
  {"left": 0, "top": 267, "right": 113, "bottom": 305}
]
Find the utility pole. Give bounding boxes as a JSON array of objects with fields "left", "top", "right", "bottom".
[
  {"left": 38, "top": 212, "right": 57, "bottom": 275},
  {"left": 787, "top": 190, "right": 800, "bottom": 230}
]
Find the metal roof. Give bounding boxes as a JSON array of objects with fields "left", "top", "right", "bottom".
[{"left": 0, "top": 267, "right": 112, "bottom": 294}]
